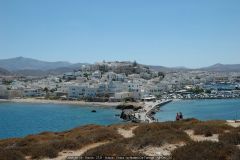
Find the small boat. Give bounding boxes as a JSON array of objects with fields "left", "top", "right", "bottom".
[{"left": 91, "top": 110, "right": 96, "bottom": 113}]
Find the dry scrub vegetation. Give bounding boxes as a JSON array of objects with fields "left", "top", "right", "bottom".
[
  {"left": 0, "top": 119, "right": 240, "bottom": 160},
  {"left": 171, "top": 141, "right": 240, "bottom": 160},
  {"left": 0, "top": 125, "right": 122, "bottom": 160}
]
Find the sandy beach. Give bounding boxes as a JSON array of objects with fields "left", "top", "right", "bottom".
[
  {"left": 0, "top": 99, "right": 10, "bottom": 102},
  {"left": 3, "top": 98, "right": 123, "bottom": 107}
]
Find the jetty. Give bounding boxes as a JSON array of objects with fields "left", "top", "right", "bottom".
[
  {"left": 133, "top": 99, "right": 172, "bottom": 123},
  {"left": 120, "top": 95, "right": 172, "bottom": 123}
]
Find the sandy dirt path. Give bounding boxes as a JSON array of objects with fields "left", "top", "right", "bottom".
[
  {"left": 42, "top": 141, "right": 109, "bottom": 160},
  {"left": 184, "top": 130, "right": 219, "bottom": 142},
  {"left": 117, "top": 126, "right": 138, "bottom": 138}
]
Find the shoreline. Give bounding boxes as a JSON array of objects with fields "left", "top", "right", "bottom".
[
  {"left": 1, "top": 98, "right": 239, "bottom": 107},
  {"left": 1, "top": 98, "right": 123, "bottom": 107}
]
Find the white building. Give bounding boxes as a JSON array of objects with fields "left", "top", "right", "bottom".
[
  {"left": 0, "top": 85, "right": 8, "bottom": 99},
  {"left": 96, "top": 83, "right": 107, "bottom": 97},
  {"left": 114, "top": 92, "right": 133, "bottom": 100},
  {"left": 68, "top": 85, "right": 87, "bottom": 99},
  {"left": 116, "top": 73, "right": 127, "bottom": 82},
  {"left": 85, "top": 87, "right": 97, "bottom": 98},
  {"left": 23, "top": 88, "right": 44, "bottom": 97},
  {"left": 92, "top": 70, "right": 102, "bottom": 79},
  {"left": 106, "top": 72, "right": 117, "bottom": 81},
  {"left": 108, "top": 81, "right": 127, "bottom": 96},
  {"left": 68, "top": 85, "right": 97, "bottom": 99},
  {"left": 127, "top": 82, "right": 140, "bottom": 92}
]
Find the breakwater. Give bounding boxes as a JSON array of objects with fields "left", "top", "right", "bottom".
[{"left": 120, "top": 99, "right": 172, "bottom": 123}]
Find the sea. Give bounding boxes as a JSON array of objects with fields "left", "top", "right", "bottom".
[
  {"left": 0, "top": 102, "right": 122, "bottom": 139},
  {"left": 156, "top": 99, "right": 240, "bottom": 122},
  {"left": 1, "top": 99, "right": 240, "bottom": 139}
]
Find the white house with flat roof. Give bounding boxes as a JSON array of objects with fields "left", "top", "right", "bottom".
[
  {"left": 114, "top": 92, "right": 133, "bottom": 100},
  {"left": 92, "top": 70, "right": 102, "bottom": 79},
  {"left": 68, "top": 84, "right": 97, "bottom": 99},
  {"left": 23, "top": 88, "right": 44, "bottom": 97},
  {"left": 68, "top": 85, "right": 88, "bottom": 99}
]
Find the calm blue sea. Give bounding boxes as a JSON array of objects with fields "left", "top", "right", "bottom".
[
  {"left": 0, "top": 102, "right": 122, "bottom": 139},
  {"left": 1, "top": 99, "right": 240, "bottom": 139},
  {"left": 156, "top": 99, "right": 240, "bottom": 122}
]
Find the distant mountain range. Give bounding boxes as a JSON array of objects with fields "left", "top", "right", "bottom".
[
  {"left": 0, "top": 67, "right": 11, "bottom": 76},
  {"left": 148, "top": 65, "right": 190, "bottom": 72},
  {"left": 199, "top": 63, "right": 240, "bottom": 72},
  {"left": 0, "top": 57, "right": 88, "bottom": 76},
  {"left": 148, "top": 64, "right": 240, "bottom": 72},
  {"left": 0, "top": 57, "right": 239, "bottom": 76},
  {"left": 0, "top": 57, "right": 73, "bottom": 71}
]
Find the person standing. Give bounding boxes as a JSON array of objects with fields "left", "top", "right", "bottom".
[
  {"left": 176, "top": 113, "right": 180, "bottom": 121},
  {"left": 179, "top": 112, "right": 183, "bottom": 120}
]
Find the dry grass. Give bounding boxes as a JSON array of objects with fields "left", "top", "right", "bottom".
[
  {"left": 126, "top": 122, "right": 191, "bottom": 149},
  {"left": 171, "top": 141, "right": 240, "bottom": 160},
  {"left": 110, "top": 122, "right": 138, "bottom": 130},
  {"left": 83, "top": 141, "right": 143, "bottom": 157},
  {"left": 30, "top": 143, "right": 58, "bottom": 159},
  {"left": 1, "top": 119, "right": 240, "bottom": 159},
  {"left": 16, "top": 132, "right": 61, "bottom": 147},
  {"left": 192, "top": 121, "right": 232, "bottom": 136},
  {"left": 162, "top": 119, "right": 233, "bottom": 136},
  {"left": 0, "top": 125, "right": 122, "bottom": 159},
  {"left": 0, "top": 149, "right": 25, "bottom": 160},
  {"left": 219, "top": 132, "right": 240, "bottom": 145},
  {"left": 0, "top": 138, "right": 21, "bottom": 149}
]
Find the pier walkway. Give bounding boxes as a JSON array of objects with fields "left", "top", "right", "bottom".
[{"left": 133, "top": 99, "right": 172, "bottom": 123}]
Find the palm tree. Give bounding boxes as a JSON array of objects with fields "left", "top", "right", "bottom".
[{"left": 43, "top": 87, "right": 49, "bottom": 98}]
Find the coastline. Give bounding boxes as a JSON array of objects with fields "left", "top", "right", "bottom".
[
  {"left": 3, "top": 98, "right": 123, "bottom": 107},
  {"left": 1, "top": 98, "right": 239, "bottom": 107},
  {"left": 0, "top": 99, "right": 10, "bottom": 102}
]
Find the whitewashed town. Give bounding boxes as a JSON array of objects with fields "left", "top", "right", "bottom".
[{"left": 1, "top": 61, "right": 240, "bottom": 102}]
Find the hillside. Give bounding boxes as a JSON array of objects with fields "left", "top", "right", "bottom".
[
  {"left": 0, "top": 57, "right": 89, "bottom": 76},
  {"left": 0, "top": 57, "right": 72, "bottom": 71},
  {"left": 148, "top": 65, "right": 190, "bottom": 72},
  {"left": 12, "top": 65, "right": 85, "bottom": 76},
  {"left": 0, "top": 67, "right": 11, "bottom": 76},
  {"left": 199, "top": 63, "right": 240, "bottom": 72}
]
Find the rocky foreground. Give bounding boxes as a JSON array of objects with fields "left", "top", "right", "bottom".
[{"left": 0, "top": 119, "right": 240, "bottom": 160}]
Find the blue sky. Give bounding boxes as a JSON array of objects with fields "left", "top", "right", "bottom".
[{"left": 0, "top": 0, "right": 240, "bottom": 68}]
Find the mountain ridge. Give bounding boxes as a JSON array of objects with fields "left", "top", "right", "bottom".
[
  {"left": 0, "top": 57, "right": 240, "bottom": 76},
  {"left": 199, "top": 63, "right": 240, "bottom": 72},
  {"left": 0, "top": 57, "right": 72, "bottom": 71}
]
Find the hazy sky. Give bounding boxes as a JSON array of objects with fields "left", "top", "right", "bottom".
[{"left": 1, "top": 0, "right": 240, "bottom": 68}]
